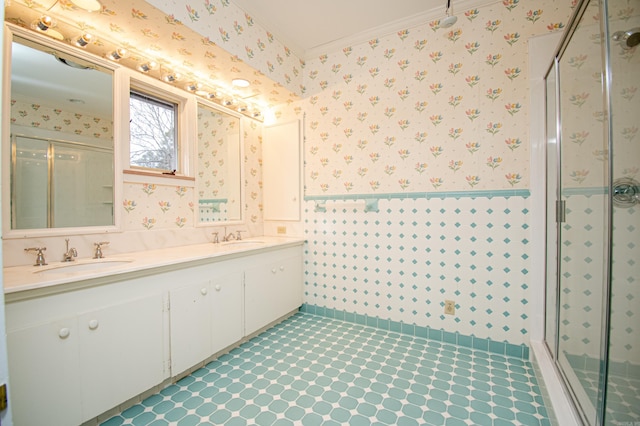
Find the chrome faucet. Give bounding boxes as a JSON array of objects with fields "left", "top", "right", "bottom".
[
  {"left": 62, "top": 238, "right": 78, "bottom": 262},
  {"left": 222, "top": 227, "right": 236, "bottom": 242},
  {"left": 221, "top": 228, "right": 243, "bottom": 242},
  {"left": 93, "top": 241, "right": 109, "bottom": 259},
  {"left": 25, "top": 247, "right": 47, "bottom": 266}
]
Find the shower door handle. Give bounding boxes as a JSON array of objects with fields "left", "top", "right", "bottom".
[{"left": 556, "top": 200, "right": 566, "bottom": 223}]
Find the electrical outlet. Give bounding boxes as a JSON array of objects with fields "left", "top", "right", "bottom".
[
  {"left": 444, "top": 300, "right": 455, "bottom": 315},
  {"left": 277, "top": 226, "right": 287, "bottom": 234}
]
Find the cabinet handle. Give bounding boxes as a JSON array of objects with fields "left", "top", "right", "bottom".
[
  {"left": 58, "top": 328, "right": 71, "bottom": 339},
  {"left": 279, "top": 266, "right": 285, "bottom": 271},
  {"left": 271, "top": 268, "right": 277, "bottom": 274},
  {"left": 201, "top": 288, "right": 208, "bottom": 295},
  {"left": 88, "top": 319, "right": 99, "bottom": 330},
  {"left": 214, "top": 285, "right": 221, "bottom": 291}
]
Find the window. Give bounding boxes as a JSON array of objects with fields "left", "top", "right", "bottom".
[{"left": 129, "top": 90, "right": 178, "bottom": 172}]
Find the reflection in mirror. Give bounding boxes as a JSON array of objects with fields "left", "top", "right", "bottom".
[
  {"left": 197, "top": 103, "right": 241, "bottom": 223},
  {"left": 8, "top": 36, "right": 114, "bottom": 230}
]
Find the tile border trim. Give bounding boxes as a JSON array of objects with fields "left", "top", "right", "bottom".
[
  {"left": 300, "top": 303, "right": 530, "bottom": 359},
  {"left": 304, "top": 189, "right": 531, "bottom": 202}
]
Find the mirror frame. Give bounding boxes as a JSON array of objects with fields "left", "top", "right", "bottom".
[
  {"left": 2, "top": 23, "right": 123, "bottom": 239},
  {"left": 195, "top": 99, "right": 245, "bottom": 226}
]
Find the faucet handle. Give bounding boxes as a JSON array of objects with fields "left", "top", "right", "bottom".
[
  {"left": 25, "top": 247, "right": 47, "bottom": 266},
  {"left": 212, "top": 232, "right": 219, "bottom": 244},
  {"left": 236, "top": 230, "right": 244, "bottom": 240},
  {"left": 94, "top": 241, "right": 109, "bottom": 259}
]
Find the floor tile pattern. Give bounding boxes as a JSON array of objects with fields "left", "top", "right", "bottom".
[
  {"left": 567, "top": 356, "right": 640, "bottom": 425},
  {"left": 102, "top": 313, "right": 550, "bottom": 426}
]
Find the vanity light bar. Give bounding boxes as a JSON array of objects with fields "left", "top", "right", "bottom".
[
  {"left": 75, "top": 33, "right": 93, "bottom": 48},
  {"left": 20, "top": 19, "right": 266, "bottom": 121},
  {"left": 35, "top": 16, "right": 52, "bottom": 32},
  {"left": 138, "top": 61, "right": 158, "bottom": 73},
  {"left": 106, "top": 47, "right": 127, "bottom": 61}
]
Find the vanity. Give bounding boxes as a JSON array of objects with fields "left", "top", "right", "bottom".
[{"left": 3, "top": 237, "right": 304, "bottom": 426}]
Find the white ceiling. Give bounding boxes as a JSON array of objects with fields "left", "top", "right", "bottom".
[
  {"left": 231, "top": 0, "right": 453, "bottom": 59},
  {"left": 11, "top": 41, "right": 112, "bottom": 118}
]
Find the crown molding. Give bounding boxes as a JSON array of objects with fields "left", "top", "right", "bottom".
[{"left": 301, "top": 0, "right": 499, "bottom": 60}]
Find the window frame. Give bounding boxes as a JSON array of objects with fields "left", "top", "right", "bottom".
[
  {"left": 119, "top": 70, "right": 196, "bottom": 182},
  {"left": 129, "top": 90, "right": 179, "bottom": 173}
]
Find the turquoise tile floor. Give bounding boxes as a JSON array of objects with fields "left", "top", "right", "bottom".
[{"left": 102, "top": 313, "right": 550, "bottom": 426}]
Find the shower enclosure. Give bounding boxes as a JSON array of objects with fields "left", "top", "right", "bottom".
[
  {"left": 11, "top": 134, "right": 113, "bottom": 229},
  {"left": 544, "top": 0, "right": 639, "bottom": 424}
]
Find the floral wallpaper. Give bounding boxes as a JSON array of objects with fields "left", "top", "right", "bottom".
[
  {"left": 122, "top": 183, "right": 195, "bottom": 231},
  {"left": 5, "top": 0, "right": 298, "bottom": 111},
  {"left": 10, "top": 99, "right": 113, "bottom": 143},
  {"left": 244, "top": 119, "right": 265, "bottom": 226},
  {"left": 295, "top": 0, "right": 575, "bottom": 196},
  {"left": 147, "top": 0, "right": 304, "bottom": 98}
]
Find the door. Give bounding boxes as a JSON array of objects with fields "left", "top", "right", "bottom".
[
  {"left": 7, "top": 317, "right": 82, "bottom": 426},
  {"left": 79, "top": 294, "right": 165, "bottom": 420},
  {"left": 211, "top": 271, "right": 243, "bottom": 353},
  {"left": 170, "top": 280, "right": 214, "bottom": 374},
  {"left": 551, "top": 0, "right": 609, "bottom": 423},
  {"left": 603, "top": 0, "right": 640, "bottom": 423},
  {"left": 263, "top": 120, "right": 301, "bottom": 221}
]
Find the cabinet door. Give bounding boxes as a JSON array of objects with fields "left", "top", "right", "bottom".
[
  {"left": 7, "top": 318, "right": 82, "bottom": 426},
  {"left": 245, "top": 254, "right": 303, "bottom": 336},
  {"left": 211, "top": 271, "right": 243, "bottom": 354},
  {"left": 170, "top": 280, "right": 213, "bottom": 375},
  {"left": 79, "top": 294, "right": 165, "bottom": 421},
  {"left": 278, "top": 254, "right": 304, "bottom": 314},
  {"left": 263, "top": 120, "right": 301, "bottom": 221}
]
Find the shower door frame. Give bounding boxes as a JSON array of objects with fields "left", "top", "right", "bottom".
[
  {"left": 542, "top": 0, "right": 614, "bottom": 424},
  {"left": 10, "top": 133, "right": 115, "bottom": 229}
]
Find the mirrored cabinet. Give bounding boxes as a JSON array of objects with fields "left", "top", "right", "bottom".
[{"left": 7, "top": 34, "right": 115, "bottom": 232}]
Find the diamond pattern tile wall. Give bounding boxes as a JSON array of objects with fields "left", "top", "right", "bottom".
[{"left": 303, "top": 195, "right": 531, "bottom": 347}]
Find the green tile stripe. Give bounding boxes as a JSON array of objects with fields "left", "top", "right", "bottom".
[
  {"left": 562, "top": 187, "right": 608, "bottom": 196},
  {"left": 199, "top": 198, "right": 229, "bottom": 203},
  {"left": 300, "top": 303, "right": 530, "bottom": 360},
  {"left": 304, "top": 189, "right": 530, "bottom": 201}
]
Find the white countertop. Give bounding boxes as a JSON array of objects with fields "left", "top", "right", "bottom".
[{"left": 4, "top": 236, "right": 305, "bottom": 296}]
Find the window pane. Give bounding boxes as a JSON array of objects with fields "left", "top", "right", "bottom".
[{"left": 129, "top": 91, "right": 177, "bottom": 171}]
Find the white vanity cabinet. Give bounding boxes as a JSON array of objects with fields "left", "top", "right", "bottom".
[
  {"left": 6, "top": 292, "right": 165, "bottom": 426},
  {"left": 245, "top": 248, "right": 303, "bottom": 336},
  {"left": 7, "top": 315, "right": 83, "bottom": 426},
  {"left": 4, "top": 240, "right": 304, "bottom": 425},
  {"left": 78, "top": 295, "right": 165, "bottom": 419},
  {"left": 170, "top": 270, "right": 243, "bottom": 375}
]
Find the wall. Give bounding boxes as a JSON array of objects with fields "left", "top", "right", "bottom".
[
  {"left": 10, "top": 100, "right": 113, "bottom": 142},
  {"left": 269, "top": 0, "right": 576, "bottom": 349},
  {"left": 3, "top": 0, "right": 579, "bottom": 352},
  {"left": 3, "top": 114, "right": 264, "bottom": 267}
]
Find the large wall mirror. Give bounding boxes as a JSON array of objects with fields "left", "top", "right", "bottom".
[
  {"left": 4, "top": 31, "right": 115, "bottom": 235},
  {"left": 197, "top": 102, "right": 242, "bottom": 223}
]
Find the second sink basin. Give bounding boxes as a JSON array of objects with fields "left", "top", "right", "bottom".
[
  {"left": 34, "top": 259, "right": 134, "bottom": 275},
  {"left": 220, "top": 240, "right": 266, "bottom": 247}
]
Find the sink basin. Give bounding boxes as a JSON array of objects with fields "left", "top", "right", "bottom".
[
  {"left": 220, "top": 240, "right": 266, "bottom": 247},
  {"left": 34, "top": 259, "right": 134, "bottom": 275}
]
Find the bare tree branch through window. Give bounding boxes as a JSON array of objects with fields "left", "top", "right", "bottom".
[{"left": 129, "top": 91, "right": 177, "bottom": 171}]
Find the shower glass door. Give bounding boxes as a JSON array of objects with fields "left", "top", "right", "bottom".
[
  {"left": 556, "top": 0, "right": 609, "bottom": 423},
  {"left": 545, "top": 0, "right": 640, "bottom": 424},
  {"left": 604, "top": 0, "right": 640, "bottom": 422}
]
